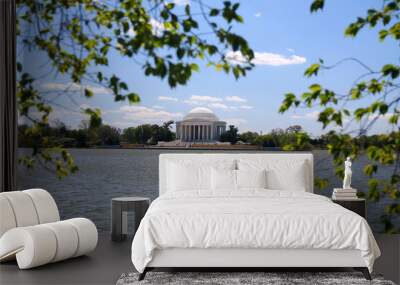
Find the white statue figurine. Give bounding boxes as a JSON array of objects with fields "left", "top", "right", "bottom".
[{"left": 343, "top": 157, "right": 352, "bottom": 189}]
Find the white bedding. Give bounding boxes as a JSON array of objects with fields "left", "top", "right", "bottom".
[{"left": 131, "top": 190, "right": 380, "bottom": 273}]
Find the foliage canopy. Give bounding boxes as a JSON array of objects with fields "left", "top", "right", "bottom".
[
  {"left": 280, "top": 0, "right": 400, "bottom": 233},
  {"left": 17, "top": 0, "right": 253, "bottom": 177}
]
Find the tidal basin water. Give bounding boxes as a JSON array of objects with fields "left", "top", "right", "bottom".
[{"left": 17, "top": 148, "right": 399, "bottom": 233}]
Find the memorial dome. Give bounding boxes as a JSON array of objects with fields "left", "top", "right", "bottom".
[
  {"left": 182, "top": 107, "right": 219, "bottom": 122},
  {"left": 176, "top": 107, "right": 226, "bottom": 142}
]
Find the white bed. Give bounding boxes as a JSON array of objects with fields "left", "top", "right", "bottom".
[{"left": 131, "top": 153, "right": 380, "bottom": 280}]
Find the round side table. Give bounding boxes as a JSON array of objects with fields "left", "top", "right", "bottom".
[{"left": 111, "top": 197, "right": 150, "bottom": 242}]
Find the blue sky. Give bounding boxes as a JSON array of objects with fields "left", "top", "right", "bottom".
[{"left": 21, "top": 0, "right": 399, "bottom": 136}]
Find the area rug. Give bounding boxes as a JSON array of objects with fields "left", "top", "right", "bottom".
[{"left": 116, "top": 272, "right": 395, "bottom": 285}]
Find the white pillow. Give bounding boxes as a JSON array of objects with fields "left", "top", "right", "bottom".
[
  {"left": 167, "top": 159, "right": 236, "bottom": 192},
  {"left": 266, "top": 161, "right": 307, "bottom": 191},
  {"left": 238, "top": 159, "right": 308, "bottom": 191},
  {"left": 211, "top": 168, "right": 236, "bottom": 191},
  {"left": 236, "top": 169, "right": 267, "bottom": 189},
  {"left": 167, "top": 162, "right": 210, "bottom": 191}
]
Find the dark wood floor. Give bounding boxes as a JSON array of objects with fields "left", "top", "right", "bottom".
[
  {"left": 0, "top": 233, "right": 133, "bottom": 285},
  {"left": 1, "top": 233, "right": 398, "bottom": 285}
]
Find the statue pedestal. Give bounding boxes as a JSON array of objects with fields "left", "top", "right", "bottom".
[
  {"left": 332, "top": 188, "right": 358, "bottom": 200},
  {"left": 334, "top": 188, "right": 357, "bottom": 192}
]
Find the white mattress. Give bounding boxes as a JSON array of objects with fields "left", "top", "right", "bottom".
[{"left": 131, "top": 190, "right": 380, "bottom": 273}]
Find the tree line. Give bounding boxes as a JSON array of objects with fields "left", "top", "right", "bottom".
[
  {"left": 18, "top": 121, "right": 389, "bottom": 151},
  {"left": 18, "top": 120, "right": 175, "bottom": 148},
  {"left": 220, "top": 125, "right": 313, "bottom": 149}
]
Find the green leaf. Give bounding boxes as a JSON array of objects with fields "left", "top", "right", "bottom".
[
  {"left": 368, "top": 79, "right": 383, "bottom": 94},
  {"left": 185, "top": 4, "right": 191, "bottom": 15},
  {"left": 314, "top": 177, "right": 329, "bottom": 189},
  {"left": 382, "top": 64, "right": 399, "bottom": 79},
  {"left": 84, "top": 108, "right": 102, "bottom": 128},
  {"left": 389, "top": 114, "right": 399, "bottom": 124},
  {"left": 310, "top": 0, "right": 324, "bottom": 12},
  {"left": 367, "top": 179, "right": 380, "bottom": 201},
  {"left": 279, "top": 93, "right": 299, "bottom": 113},
  {"left": 17, "top": 62, "right": 22, "bottom": 72},
  {"left": 379, "top": 103, "right": 388, "bottom": 114},
  {"left": 364, "top": 164, "right": 378, "bottom": 176},
  {"left": 210, "top": 9, "right": 219, "bottom": 16},
  {"left": 350, "top": 88, "right": 362, "bottom": 99},
  {"left": 190, "top": 63, "right": 199, "bottom": 72},
  {"left": 345, "top": 18, "right": 366, "bottom": 37},
  {"left": 84, "top": 88, "right": 94, "bottom": 98},
  {"left": 127, "top": 93, "right": 140, "bottom": 103},
  {"left": 207, "top": 45, "right": 218, "bottom": 55},
  {"left": 119, "top": 82, "right": 128, "bottom": 90},
  {"left": 304, "top": 63, "right": 320, "bottom": 77},
  {"left": 379, "top": 29, "right": 389, "bottom": 41},
  {"left": 176, "top": 48, "right": 185, "bottom": 59},
  {"left": 309, "top": 83, "right": 321, "bottom": 93},
  {"left": 97, "top": 72, "right": 103, "bottom": 82},
  {"left": 354, "top": 108, "right": 368, "bottom": 120}
]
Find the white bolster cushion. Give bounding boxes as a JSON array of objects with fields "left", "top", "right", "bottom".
[
  {"left": 23, "top": 189, "right": 60, "bottom": 224},
  {"left": 66, "top": 218, "right": 98, "bottom": 257},
  {"left": 0, "top": 226, "right": 57, "bottom": 269},
  {"left": 0, "top": 218, "right": 98, "bottom": 269},
  {"left": 0, "top": 189, "right": 60, "bottom": 238},
  {"left": 42, "top": 221, "right": 79, "bottom": 262},
  {"left": 0, "top": 191, "right": 39, "bottom": 227},
  {"left": 0, "top": 196, "right": 17, "bottom": 237}
]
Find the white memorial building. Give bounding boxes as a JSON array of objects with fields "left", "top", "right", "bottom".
[{"left": 176, "top": 107, "right": 226, "bottom": 142}]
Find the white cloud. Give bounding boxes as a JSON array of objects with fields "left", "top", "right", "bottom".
[
  {"left": 183, "top": 99, "right": 201, "bottom": 106},
  {"left": 254, "top": 12, "right": 262, "bottom": 17},
  {"left": 190, "top": 95, "right": 222, "bottom": 102},
  {"left": 41, "top": 82, "right": 111, "bottom": 95},
  {"left": 225, "top": 95, "right": 247, "bottom": 103},
  {"left": 79, "top": 104, "right": 91, "bottom": 110},
  {"left": 183, "top": 95, "right": 252, "bottom": 111},
  {"left": 209, "top": 103, "right": 228, "bottom": 109},
  {"left": 184, "top": 95, "right": 223, "bottom": 106},
  {"left": 149, "top": 18, "right": 166, "bottom": 36},
  {"left": 152, "top": 105, "right": 164, "bottom": 109},
  {"left": 286, "top": 48, "right": 295, "bottom": 53},
  {"left": 167, "top": 0, "right": 190, "bottom": 5},
  {"left": 368, "top": 113, "right": 394, "bottom": 121},
  {"left": 291, "top": 111, "right": 320, "bottom": 120},
  {"left": 224, "top": 118, "right": 247, "bottom": 126},
  {"left": 225, "top": 51, "right": 306, "bottom": 66},
  {"left": 158, "top": 96, "right": 178, "bottom": 102},
  {"left": 118, "top": 105, "right": 182, "bottom": 124},
  {"left": 127, "top": 29, "right": 136, "bottom": 37},
  {"left": 103, "top": 121, "right": 133, "bottom": 129},
  {"left": 127, "top": 18, "right": 168, "bottom": 37}
]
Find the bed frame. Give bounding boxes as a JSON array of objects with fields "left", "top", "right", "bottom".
[
  {"left": 140, "top": 248, "right": 370, "bottom": 280},
  {"left": 139, "top": 153, "right": 371, "bottom": 281}
]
